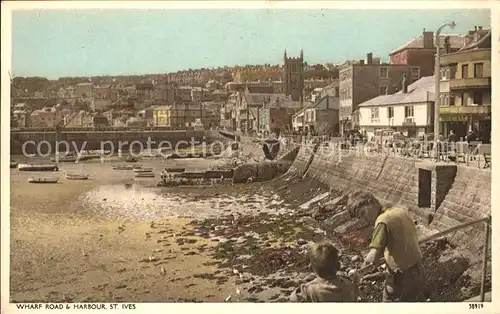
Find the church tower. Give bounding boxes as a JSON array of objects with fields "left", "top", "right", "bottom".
[{"left": 282, "top": 49, "right": 304, "bottom": 102}]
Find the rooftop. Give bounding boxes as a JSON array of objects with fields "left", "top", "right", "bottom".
[
  {"left": 390, "top": 33, "right": 466, "bottom": 55},
  {"left": 358, "top": 76, "right": 435, "bottom": 107}
]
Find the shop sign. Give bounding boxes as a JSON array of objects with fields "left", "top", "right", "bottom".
[{"left": 440, "top": 114, "right": 469, "bottom": 122}]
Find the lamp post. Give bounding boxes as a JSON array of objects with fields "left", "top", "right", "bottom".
[{"left": 434, "top": 21, "right": 456, "bottom": 160}]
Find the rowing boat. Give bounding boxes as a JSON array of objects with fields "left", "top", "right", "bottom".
[
  {"left": 28, "top": 177, "right": 59, "bottom": 184},
  {"left": 134, "top": 167, "right": 153, "bottom": 173},
  {"left": 135, "top": 172, "right": 155, "bottom": 178},
  {"left": 65, "top": 173, "right": 89, "bottom": 180},
  {"left": 18, "top": 163, "right": 59, "bottom": 172},
  {"left": 112, "top": 165, "right": 135, "bottom": 170}
]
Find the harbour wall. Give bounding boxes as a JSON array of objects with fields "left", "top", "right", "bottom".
[
  {"left": 289, "top": 141, "right": 491, "bottom": 255},
  {"left": 10, "top": 130, "right": 232, "bottom": 155}
]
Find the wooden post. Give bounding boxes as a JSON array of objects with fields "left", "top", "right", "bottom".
[{"left": 480, "top": 217, "right": 491, "bottom": 302}]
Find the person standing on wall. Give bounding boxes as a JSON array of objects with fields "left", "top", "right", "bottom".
[{"left": 345, "top": 191, "right": 427, "bottom": 302}]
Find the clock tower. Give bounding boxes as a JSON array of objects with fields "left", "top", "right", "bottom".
[{"left": 283, "top": 49, "right": 304, "bottom": 102}]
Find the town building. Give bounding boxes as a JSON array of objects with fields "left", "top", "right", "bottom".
[
  {"left": 339, "top": 53, "right": 421, "bottom": 134},
  {"left": 152, "top": 106, "right": 173, "bottom": 126},
  {"left": 12, "top": 109, "right": 28, "bottom": 128},
  {"left": 136, "top": 82, "right": 155, "bottom": 103},
  {"left": 64, "top": 110, "right": 93, "bottom": 127},
  {"left": 258, "top": 97, "right": 302, "bottom": 135},
  {"left": 439, "top": 26, "right": 491, "bottom": 142},
  {"left": 29, "top": 106, "right": 60, "bottom": 128},
  {"left": 234, "top": 87, "right": 288, "bottom": 133},
  {"left": 191, "top": 87, "right": 212, "bottom": 103},
  {"left": 175, "top": 86, "right": 193, "bottom": 102},
  {"left": 292, "top": 96, "right": 339, "bottom": 135},
  {"left": 389, "top": 29, "right": 466, "bottom": 77},
  {"left": 357, "top": 76, "right": 435, "bottom": 138},
  {"left": 283, "top": 50, "right": 305, "bottom": 102},
  {"left": 75, "top": 83, "right": 93, "bottom": 99}
]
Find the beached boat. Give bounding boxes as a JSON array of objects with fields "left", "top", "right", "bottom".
[
  {"left": 65, "top": 173, "right": 89, "bottom": 180},
  {"left": 51, "top": 156, "right": 78, "bottom": 162},
  {"left": 134, "top": 167, "right": 153, "bottom": 173},
  {"left": 164, "top": 167, "right": 185, "bottom": 173},
  {"left": 135, "top": 172, "right": 155, "bottom": 178},
  {"left": 51, "top": 155, "right": 101, "bottom": 162},
  {"left": 125, "top": 156, "right": 139, "bottom": 163},
  {"left": 28, "top": 177, "right": 59, "bottom": 184},
  {"left": 10, "top": 161, "right": 19, "bottom": 168},
  {"left": 18, "top": 163, "right": 59, "bottom": 172},
  {"left": 141, "top": 151, "right": 158, "bottom": 158},
  {"left": 112, "top": 165, "right": 135, "bottom": 170}
]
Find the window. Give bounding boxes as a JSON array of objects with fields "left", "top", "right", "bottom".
[
  {"left": 440, "top": 68, "right": 448, "bottom": 81},
  {"left": 379, "top": 67, "right": 388, "bottom": 78},
  {"left": 387, "top": 107, "right": 394, "bottom": 118},
  {"left": 474, "top": 63, "right": 483, "bottom": 78},
  {"left": 449, "top": 94, "right": 455, "bottom": 106},
  {"left": 371, "top": 108, "right": 379, "bottom": 121},
  {"left": 461, "top": 64, "right": 469, "bottom": 78},
  {"left": 379, "top": 86, "right": 388, "bottom": 95},
  {"left": 441, "top": 94, "right": 447, "bottom": 106},
  {"left": 473, "top": 92, "right": 483, "bottom": 105},
  {"left": 461, "top": 93, "right": 467, "bottom": 106},
  {"left": 404, "top": 106, "right": 414, "bottom": 118},
  {"left": 411, "top": 67, "right": 420, "bottom": 79},
  {"left": 450, "top": 65, "right": 457, "bottom": 79}
]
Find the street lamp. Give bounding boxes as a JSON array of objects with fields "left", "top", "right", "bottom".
[{"left": 434, "top": 21, "right": 456, "bottom": 161}]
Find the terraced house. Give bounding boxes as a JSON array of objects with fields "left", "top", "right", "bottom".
[{"left": 439, "top": 26, "right": 491, "bottom": 142}]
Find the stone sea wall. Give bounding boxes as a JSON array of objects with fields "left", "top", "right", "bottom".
[{"left": 288, "top": 141, "right": 492, "bottom": 255}]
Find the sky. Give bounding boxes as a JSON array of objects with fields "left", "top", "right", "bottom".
[{"left": 11, "top": 9, "right": 491, "bottom": 79}]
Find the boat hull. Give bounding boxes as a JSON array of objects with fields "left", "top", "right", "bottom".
[
  {"left": 65, "top": 174, "right": 89, "bottom": 180},
  {"left": 18, "top": 164, "right": 59, "bottom": 172},
  {"left": 28, "top": 177, "right": 59, "bottom": 184},
  {"left": 135, "top": 173, "right": 155, "bottom": 178}
]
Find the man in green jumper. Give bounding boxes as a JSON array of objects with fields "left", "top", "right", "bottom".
[{"left": 345, "top": 191, "right": 427, "bottom": 302}]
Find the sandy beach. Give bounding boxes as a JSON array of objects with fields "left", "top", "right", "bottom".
[
  {"left": 10, "top": 150, "right": 330, "bottom": 303},
  {"left": 10, "top": 150, "right": 490, "bottom": 303}
]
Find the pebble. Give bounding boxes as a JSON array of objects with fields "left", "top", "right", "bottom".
[
  {"left": 297, "top": 239, "right": 307, "bottom": 245},
  {"left": 351, "top": 255, "right": 360, "bottom": 262}
]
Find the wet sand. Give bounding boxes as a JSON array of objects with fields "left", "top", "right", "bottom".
[
  {"left": 10, "top": 153, "right": 311, "bottom": 302},
  {"left": 10, "top": 157, "right": 242, "bottom": 302}
]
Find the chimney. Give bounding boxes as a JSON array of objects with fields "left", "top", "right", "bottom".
[
  {"left": 402, "top": 74, "right": 408, "bottom": 93},
  {"left": 474, "top": 26, "right": 478, "bottom": 31},
  {"left": 423, "top": 30, "right": 434, "bottom": 49},
  {"left": 359, "top": 60, "right": 365, "bottom": 65},
  {"left": 478, "top": 26, "right": 483, "bottom": 31},
  {"left": 366, "top": 53, "right": 373, "bottom": 65}
]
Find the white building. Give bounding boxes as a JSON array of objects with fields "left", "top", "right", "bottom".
[{"left": 358, "top": 76, "right": 435, "bottom": 138}]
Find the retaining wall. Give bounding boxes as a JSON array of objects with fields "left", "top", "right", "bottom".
[{"left": 288, "top": 143, "right": 491, "bottom": 255}]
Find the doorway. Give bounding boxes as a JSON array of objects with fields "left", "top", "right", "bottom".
[{"left": 418, "top": 169, "right": 432, "bottom": 208}]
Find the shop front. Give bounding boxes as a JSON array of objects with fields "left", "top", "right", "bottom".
[{"left": 440, "top": 112, "right": 491, "bottom": 142}]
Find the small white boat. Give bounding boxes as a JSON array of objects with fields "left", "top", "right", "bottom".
[
  {"left": 65, "top": 173, "right": 89, "bottom": 180},
  {"left": 134, "top": 167, "right": 153, "bottom": 173},
  {"left": 112, "top": 165, "right": 135, "bottom": 170},
  {"left": 135, "top": 172, "right": 155, "bottom": 178},
  {"left": 28, "top": 177, "right": 59, "bottom": 184},
  {"left": 141, "top": 151, "right": 158, "bottom": 158}
]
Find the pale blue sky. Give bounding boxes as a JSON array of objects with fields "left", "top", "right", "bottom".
[{"left": 12, "top": 9, "right": 490, "bottom": 79}]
